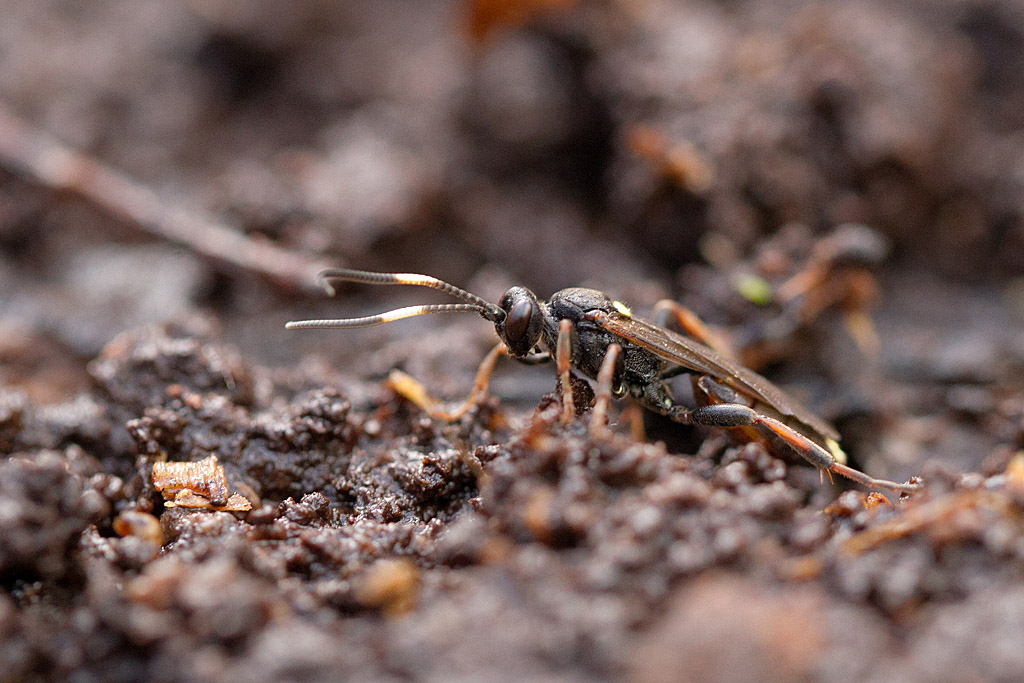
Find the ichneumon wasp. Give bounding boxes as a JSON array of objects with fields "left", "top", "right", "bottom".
[{"left": 287, "top": 269, "right": 919, "bottom": 494}]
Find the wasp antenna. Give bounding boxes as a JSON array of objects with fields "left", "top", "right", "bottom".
[
  {"left": 318, "top": 269, "right": 504, "bottom": 322},
  {"left": 286, "top": 303, "right": 488, "bottom": 330}
]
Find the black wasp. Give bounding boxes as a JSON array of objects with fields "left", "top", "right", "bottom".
[{"left": 287, "top": 269, "right": 919, "bottom": 493}]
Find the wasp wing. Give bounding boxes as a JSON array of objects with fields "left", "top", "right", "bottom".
[{"left": 590, "top": 311, "right": 839, "bottom": 441}]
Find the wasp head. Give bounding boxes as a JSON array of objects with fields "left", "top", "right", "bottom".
[{"left": 497, "top": 286, "right": 544, "bottom": 357}]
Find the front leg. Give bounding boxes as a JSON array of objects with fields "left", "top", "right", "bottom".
[{"left": 387, "top": 342, "right": 506, "bottom": 420}]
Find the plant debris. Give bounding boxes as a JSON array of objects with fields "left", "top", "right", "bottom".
[{"left": 152, "top": 455, "right": 253, "bottom": 512}]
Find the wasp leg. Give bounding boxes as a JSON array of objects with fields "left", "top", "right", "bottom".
[
  {"left": 589, "top": 343, "right": 622, "bottom": 438},
  {"left": 693, "top": 375, "right": 848, "bottom": 465},
  {"left": 387, "top": 342, "right": 506, "bottom": 421},
  {"left": 636, "top": 377, "right": 917, "bottom": 493},
  {"left": 687, "top": 404, "right": 835, "bottom": 469},
  {"left": 653, "top": 300, "right": 737, "bottom": 359},
  {"left": 635, "top": 379, "right": 692, "bottom": 424},
  {"left": 556, "top": 319, "right": 575, "bottom": 424},
  {"left": 693, "top": 374, "right": 742, "bottom": 403},
  {"left": 685, "top": 404, "right": 919, "bottom": 493},
  {"left": 517, "top": 351, "right": 552, "bottom": 365}
]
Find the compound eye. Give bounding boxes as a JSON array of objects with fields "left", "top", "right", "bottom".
[{"left": 505, "top": 298, "right": 534, "bottom": 347}]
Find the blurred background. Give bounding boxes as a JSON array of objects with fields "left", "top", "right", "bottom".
[{"left": 2, "top": 0, "right": 1024, "bottom": 477}]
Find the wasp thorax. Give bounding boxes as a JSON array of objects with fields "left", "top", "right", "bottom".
[{"left": 498, "top": 286, "right": 544, "bottom": 356}]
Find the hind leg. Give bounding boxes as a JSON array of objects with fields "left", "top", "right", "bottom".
[
  {"left": 682, "top": 401, "right": 919, "bottom": 493},
  {"left": 636, "top": 375, "right": 918, "bottom": 494}
]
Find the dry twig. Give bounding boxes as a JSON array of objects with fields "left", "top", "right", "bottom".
[{"left": 0, "top": 106, "right": 330, "bottom": 292}]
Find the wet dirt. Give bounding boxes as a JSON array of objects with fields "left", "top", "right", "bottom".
[{"left": 2, "top": 1, "right": 1024, "bottom": 681}]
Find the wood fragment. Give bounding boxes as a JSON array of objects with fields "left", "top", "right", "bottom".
[{"left": 152, "top": 455, "right": 252, "bottom": 512}]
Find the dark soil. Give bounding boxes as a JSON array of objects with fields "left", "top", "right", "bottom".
[{"left": 2, "top": 1, "right": 1024, "bottom": 681}]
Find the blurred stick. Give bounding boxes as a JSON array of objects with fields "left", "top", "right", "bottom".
[{"left": 0, "top": 106, "right": 330, "bottom": 293}]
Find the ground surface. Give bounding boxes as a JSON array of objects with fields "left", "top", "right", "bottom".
[{"left": 2, "top": 1, "right": 1024, "bottom": 681}]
